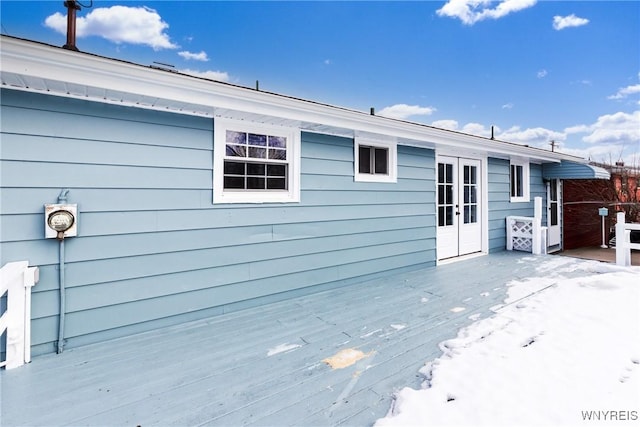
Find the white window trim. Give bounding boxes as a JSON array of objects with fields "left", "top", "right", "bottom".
[
  {"left": 510, "top": 159, "right": 530, "bottom": 203},
  {"left": 354, "top": 138, "right": 397, "bottom": 183},
  {"left": 213, "top": 118, "right": 301, "bottom": 204}
]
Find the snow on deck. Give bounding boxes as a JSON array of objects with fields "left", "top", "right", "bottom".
[
  {"left": 1, "top": 252, "right": 615, "bottom": 426},
  {"left": 376, "top": 257, "right": 640, "bottom": 426}
]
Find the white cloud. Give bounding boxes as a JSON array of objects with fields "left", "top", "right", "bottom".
[
  {"left": 607, "top": 84, "right": 640, "bottom": 100},
  {"left": 564, "top": 124, "right": 590, "bottom": 134},
  {"left": 553, "top": 14, "right": 589, "bottom": 31},
  {"left": 560, "top": 143, "right": 637, "bottom": 166},
  {"left": 431, "top": 119, "right": 459, "bottom": 130},
  {"left": 44, "top": 6, "right": 177, "bottom": 50},
  {"left": 180, "top": 68, "right": 230, "bottom": 82},
  {"left": 562, "top": 111, "right": 640, "bottom": 164},
  {"left": 324, "top": 59, "right": 332, "bottom": 65},
  {"left": 580, "top": 111, "right": 640, "bottom": 145},
  {"left": 462, "top": 122, "right": 494, "bottom": 138},
  {"left": 496, "top": 125, "right": 565, "bottom": 147},
  {"left": 431, "top": 108, "right": 639, "bottom": 164},
  {"left": 378, "top": 104, "right": 436, "bottom": 120},
  {"left": 431, "top": 121, "right": 501, "bottom": 138},
  {"left": 537, "top": 69, "right": 548, "bottom": 79},
  {"left": 436, "top": 0, "right": 537, "bottom": 25},
  {"left": 502, "top": 102, "right": 514, "bottom": 109},
  {"left": 178, "top": 51, "right": 209, "bottom": 62}
]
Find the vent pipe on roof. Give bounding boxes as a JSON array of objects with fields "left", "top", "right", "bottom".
[
  {"left": 490, "top": 125, "right": 495, "bottom": 140},
  {"left": 62, "top": 1, "right": 81, "bottom": 51},
  {"left": 370, "top": 107, "right": 375, "bottom": 116}
]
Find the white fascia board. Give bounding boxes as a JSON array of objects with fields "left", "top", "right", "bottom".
[{"left": 1, "top": 37, "right": 584, "bottom": 165}]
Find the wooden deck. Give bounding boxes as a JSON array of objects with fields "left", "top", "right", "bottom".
[{"left": 2, "top": 252, "right": 567, "bottom": 426}]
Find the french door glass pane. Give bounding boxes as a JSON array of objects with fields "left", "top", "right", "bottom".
[
  {"left": 446, "top": 164, "right": 453, "bottom": 183},
  {"left": 446, "top": 185, "right": 453, "bottom": 204},
  {"left": 445, "top": 206, "right": 453, "bottom": 226}
]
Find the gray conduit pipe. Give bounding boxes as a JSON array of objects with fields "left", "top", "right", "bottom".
[
  {"left": 57, "top": 238, "right": 66, "bottom": 354},
  {"left": 56, "top": 189, "right": 69, "bottom": 354}
]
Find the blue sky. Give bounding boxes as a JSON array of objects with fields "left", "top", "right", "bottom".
[{"left": 1, "top": 1, "right": 639, "bottom": 164}]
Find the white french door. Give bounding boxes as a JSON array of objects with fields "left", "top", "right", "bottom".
[
  {"left": 436, "top": 156, "right": 482, "bottom": 260},
  {"left": 547, "top": 179, "right": 561, "bottom": 247}
]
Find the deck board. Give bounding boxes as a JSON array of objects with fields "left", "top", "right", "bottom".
[{"left": 2, "top": 252, "right": 571, "bottom": 426}]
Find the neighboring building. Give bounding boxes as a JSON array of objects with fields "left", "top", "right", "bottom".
[
  {"left": 562, "top": 178, "right": 612, "bottom": 250},
  {"left": 559, "top": 163, "right": 638, "bottom": 250},
  {"left": 0, "top": 36, "right": 600, "bottom": 357},
  {"left": 541, "top": 162, "right": 611, "bottom": 251}
]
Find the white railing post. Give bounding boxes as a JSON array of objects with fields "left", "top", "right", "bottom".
[
  {"left": 0, "top": 261, "right": 39, "bottom": 370},
  {"left": 23, "top": 265, "right": 39, "bottom": 364},
  {"left": 616, "top": 212, "right": 628, "bottom": 266},
  {"left": 506, "top": 218, "right": 513, "bottom": 251},
  {"left": 532, "top": 197, "right": 542, "bottom": 255}
]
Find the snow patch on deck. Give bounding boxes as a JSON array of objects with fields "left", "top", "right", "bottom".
[
  {"left": 322, "top": 348, "right": 373, "bottom": 369},
  {"left": 267, "top": 343, "right": 302, "bottom": 356}
]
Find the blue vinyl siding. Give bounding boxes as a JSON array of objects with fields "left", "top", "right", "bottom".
[
  {"left": 1, "top": 89, "right": 436, "bottom": 356},
  {"left": 487, "top": 158, "right": 546, "bottom": 252}
]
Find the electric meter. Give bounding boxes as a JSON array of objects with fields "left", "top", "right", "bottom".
[
  {"left": 48, "top": 210, "right": 75, "bottom": 232},
  {"left": 45, "top": 204, "right": 78, "bottom": 239}
]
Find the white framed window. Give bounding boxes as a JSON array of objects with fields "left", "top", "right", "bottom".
[
  {"left": 354, "top": 138, "right": 397, "bottom": 183},
  {"left": 213, "top": 118, "right": 300, "bottom": 203},
  {"left": 510, "top": 159, "right": 530, "bottom": 202}
]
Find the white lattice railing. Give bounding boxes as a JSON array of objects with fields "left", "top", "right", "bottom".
[
  {"left": 1, "top": 261, "right": 39, "bottom": 370},
  {"left": 615, "top": 212, "right": 640, "bottom": 266},
  {"left": 506, "top": 196, "right": 547, "bottom": 255}
]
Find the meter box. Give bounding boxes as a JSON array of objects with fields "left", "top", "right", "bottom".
[{"left": 45, "top": 204, "right": 78, "bottom": 239}]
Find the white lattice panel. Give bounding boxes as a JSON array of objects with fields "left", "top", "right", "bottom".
[
  {"left": 511, "top": 236, "right": 533, "bottom": 251},
  {"left": 507, "top": 217, "right": 534, "bottom": 253}
]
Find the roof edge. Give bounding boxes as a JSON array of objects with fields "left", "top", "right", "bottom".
[{"left": 0, "top": 35, "right": 585, "bottom": 164}]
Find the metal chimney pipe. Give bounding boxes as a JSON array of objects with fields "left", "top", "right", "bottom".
[{"left": 62, "top": 1, "right": 81, "bottom": 51}]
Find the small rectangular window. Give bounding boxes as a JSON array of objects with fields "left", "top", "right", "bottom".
[
  {"left": 354, "top": 138, "right": 397, "bottom": 183},
  {"left": 511, "top": 164, "right": 523, "bottom": 198},
  {"left": 510, "top": 160, "right": 530, "bottom": 202},
  {"left": 358, "top": 145, "right": 389, "bottom": 175}
]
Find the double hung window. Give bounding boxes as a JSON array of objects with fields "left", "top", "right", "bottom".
[{"left": 214, "top": 119, "right": 300, "bottom": 203}]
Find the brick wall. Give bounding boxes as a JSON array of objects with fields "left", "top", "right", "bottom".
[{"left": 562, "top": 179, "right": 613, "bottom": 249}]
